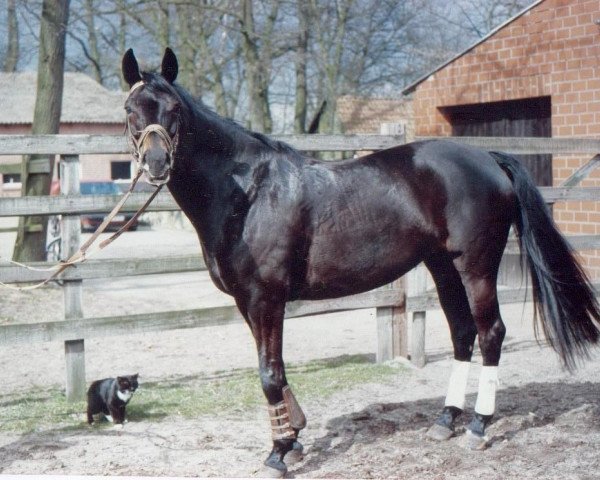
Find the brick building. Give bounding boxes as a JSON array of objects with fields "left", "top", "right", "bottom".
[
  {"left": 403, "top": 0, "right": 600, "bottom": 278},
  {"left": 336, "top": 95, "right": 413, "bottom": 138},
  {"left": 0, "top": 72, "right": 133, "bottom": 196}
]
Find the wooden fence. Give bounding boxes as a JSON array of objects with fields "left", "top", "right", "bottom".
[{"left": 1, "top": 134, "right": 600, "bottom": 401}]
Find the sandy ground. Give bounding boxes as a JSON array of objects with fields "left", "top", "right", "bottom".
[{"left": 1, "top": 225, "right": 600, "bottom": 478}]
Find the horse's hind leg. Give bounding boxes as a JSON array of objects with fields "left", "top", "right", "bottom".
[
  {"left": 458, "top": 269, "right": 506, "bottom": 450},
  {"left": 424, "top": 254, "right": 478, "bottom": 441}
]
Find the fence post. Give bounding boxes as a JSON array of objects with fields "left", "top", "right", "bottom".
[
  {"left": 376, "top": 280, "right": 407, "bottom": 363},
  {"left": 60, "top": 154, "right": 86, "bottom": 402},
  {"left": 376, "top": 122, "right": 408, "bottom": 363},
  {"left": 409, "top": 265, "right": 428, "bottom": 368}
]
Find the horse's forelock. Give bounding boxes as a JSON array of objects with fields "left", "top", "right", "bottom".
[{"left": 141, "top": 71, "right": 176, "bottom": 95}]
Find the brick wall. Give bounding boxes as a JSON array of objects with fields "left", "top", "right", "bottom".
[
  {"left": 410, "top": 0, "right": 600, "bottom": 278},
  {"left": 337, "top": 96, "right": 414, "bottom": 137}
]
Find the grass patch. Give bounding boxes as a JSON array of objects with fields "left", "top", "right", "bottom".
[
  {"left": 0, "top": 389, "right": 85, "bottom": 433},
  {"left": 0, "top": 354, "right": 404, "bottom": 433}
]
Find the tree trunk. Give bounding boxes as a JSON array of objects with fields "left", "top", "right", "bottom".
[
  {"left": 240, "top": 0, "right": 263, "bottom": 132},
  {"left": 3, "top": 0, "right": 19, "bottom": 72},
  {"left": 294, "top": 0, "right": 308, "bottom": 134},
  {"left": 117, "top": 0, "right": 128, "bottom": 91},
  {"left": 12, "top": 0, "right": 70, "bottom": 263},
  {"left": 157, "top": 0, "right": 171, "bottom": 48},
  {"left": 175, "top": 3, "right": 197, "bottom": 96},
  {"left": 84, "top": 0, "right": 102, "bottom": 84},
  {"left": 239, "top": 0, "right": 274, "bottom": 133}
]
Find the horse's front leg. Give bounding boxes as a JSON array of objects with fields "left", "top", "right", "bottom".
[{"left": 242, "top": 296, "right": 306, "bottom": 478}]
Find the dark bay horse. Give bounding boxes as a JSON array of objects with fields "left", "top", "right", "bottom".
[{"left": 122, "top": 48, "right": 600, "bottom": 477}]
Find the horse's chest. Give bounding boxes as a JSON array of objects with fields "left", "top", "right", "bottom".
[
  {"left": 204, "top": 245, "right": 255, "bottom": 296},
  {"left": 203, "top": 253, "right": 238, "bottom": 295}
]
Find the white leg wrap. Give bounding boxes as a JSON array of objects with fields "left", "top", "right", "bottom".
[
  {"left": 444, "top": 360, "right": 471, "bottom": 410},
  {"left": 474, "top": 366, "right": 499, "bottom": 416}
]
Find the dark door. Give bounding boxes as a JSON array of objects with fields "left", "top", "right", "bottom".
[
  {"left": 441, "top": 96, "right": 552, "bottom": 186},
  {"left": 441, "top": 96, "right": 552, "bottom": 286}
]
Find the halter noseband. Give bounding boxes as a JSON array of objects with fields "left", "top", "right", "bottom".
[{"left": 125, "top": 81, "right": 179, "bottom": 172}]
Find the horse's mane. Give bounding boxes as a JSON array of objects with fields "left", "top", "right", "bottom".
[{"left": 141, "top": 72, "right": 300, "bottom": 157}]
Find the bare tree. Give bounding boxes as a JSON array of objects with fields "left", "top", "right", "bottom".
[
  {"left": 13, "top": 0, "right": 70, "bottom": 262},
  {"left": 3, "top": 0, "right": 19, "bottom": 72},
  {"left": 306, "top": 0, "right": 361, "bottom": 134},
  {"left": 83, "top": 0, "right": 102, "bottom": 83},
  {"left": 6, "top": 0, "right": 535, "bottom": 139},
  {"left": 293, "top": 0, "right": 308, "bottom": 133},
  {"left": 173, "top": 1, "right": 233, "bottom": 114},
  {"left": 304, "top": 0, "right": 422, "bottom": 132},
  {"left": 453, "top": 0, "right": 532, "bottom": 38},
  {"left": 238, "top": 0, "right": 279, "bottom": 133}
]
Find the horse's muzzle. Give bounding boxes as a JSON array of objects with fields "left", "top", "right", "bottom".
[{"left": 142, "top": 149, "right": 172, "bottom": 186}]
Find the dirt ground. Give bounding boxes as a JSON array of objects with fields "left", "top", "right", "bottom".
[{"left": 1, "top": 227, "right": 600, "bottom": 479}]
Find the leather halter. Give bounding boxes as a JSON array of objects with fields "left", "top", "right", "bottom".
[{"left": 125, "top": 81, "right": 179, "bottom": 173}]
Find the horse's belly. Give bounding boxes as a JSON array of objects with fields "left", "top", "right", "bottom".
[{"left": 297, "top": 233, "right": 421, "bottom": 300}]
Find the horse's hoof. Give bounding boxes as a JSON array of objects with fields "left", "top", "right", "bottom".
[
  {"left": 463, "top": 430, "right": 488, "bottom": 450},
  {"left": 285, "top": 441, "right": 304, "bottom": 465},
  {"left": 256, "top": 464, "right": 287, "bottom": 478},
  {"left": 426, "top": 423, "right": 454, "bottom": 441}
]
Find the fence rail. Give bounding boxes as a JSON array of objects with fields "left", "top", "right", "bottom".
[
  {"left": 0, "top": 133, "right": 407, "bottom": 155},
  {"left": 1, "top": 133, "right": 599, "bottom": 400},
  {"left": 416, "top": 136, "right": 600, "bottom": 154},
  {"left": 3, "top": 134, "right": 600, "bottom": 156},
  {"left": 2, "top": 186, "right": 600, "bottom": 218}
]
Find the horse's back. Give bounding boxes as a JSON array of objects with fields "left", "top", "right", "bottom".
[
  {"left": 292, "top": 139, "right": 517, "bottom": 299},
  {"left": 410, "top": 139, "right": 513, "bottom": 189}
]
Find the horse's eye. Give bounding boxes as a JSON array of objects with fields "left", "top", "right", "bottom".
[{"left": 125, "top": 106, "right": 132, "bottom": 114}]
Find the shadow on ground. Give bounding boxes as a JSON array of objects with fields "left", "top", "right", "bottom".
[{"left": 293, "top": 380, "right": 600, "bottom": 477}]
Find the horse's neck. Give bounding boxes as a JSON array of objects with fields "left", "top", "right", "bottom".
[{"left": 168, "top": 123, "right": 258, "bottom": 254}]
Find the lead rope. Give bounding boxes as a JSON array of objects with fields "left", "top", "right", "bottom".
[{"left": 0, "top": 169, "right": 163, "bottom": 291}]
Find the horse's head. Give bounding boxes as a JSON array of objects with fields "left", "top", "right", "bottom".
[{"left": 122, "top": 48, "right": 181, "bottom": 186}]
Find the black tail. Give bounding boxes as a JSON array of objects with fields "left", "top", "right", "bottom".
[{"left": 492, "top": 151, "right": 600, "bottom": 369}]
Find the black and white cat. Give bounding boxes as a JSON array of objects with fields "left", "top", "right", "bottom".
[{"left": 86, "top": 374, "right": 139, "bottom": 426}]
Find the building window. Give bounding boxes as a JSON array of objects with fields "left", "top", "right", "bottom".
[
  {"left": 111, "top": 161, "right": 131, "bottom": 180},
  {"left": 2, "top": 173, "right": 21, "bottom": 184},
  {"left": 1, "top": 173, "right": 21, "bottom": 192}
]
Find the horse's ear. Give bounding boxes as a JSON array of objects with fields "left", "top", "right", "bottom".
[
  {"left": 122, "top": 48, "right": 142, "bottom": 87},
  {"left": 161, "top": 47, "right": 178, "bottom": 84}
]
